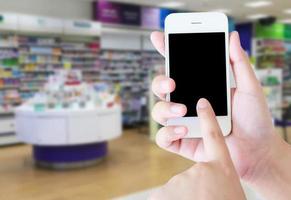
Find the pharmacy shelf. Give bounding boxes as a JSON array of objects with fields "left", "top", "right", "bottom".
[
  {"left": 19, "top": 43, "right": 60, "bottom": 48},
  {"left": 0, "top": 33, "right": 101, "bottom": 145},
  {"left": 100, "top": 49, "right": 143, "bottom": 125},
  {"left": 99, "top": 49, "right": 164, "bottom": 125},
  {"left": 0, "top": 46, "right": 18, "bottom": 49},
  {"left": 253, "top": 38, "right": 291, "bottom": 120}
]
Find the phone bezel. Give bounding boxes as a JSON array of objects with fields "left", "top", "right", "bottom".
[{"left": 165, "top": 12, "right": 231, "bottom": 138}]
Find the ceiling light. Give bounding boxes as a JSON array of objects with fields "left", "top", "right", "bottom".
[
  {"left": 245, "top": 1, "right": 272, "bottom": 8},
  {"left": 279, "top": 18, "right": 291, "bottom": 23},
  {"left": 159, "top": 1, "right": 185, "bottom": 8},
  {"left": 246, "top": 14, "right": 269, "bottom": 20},
  {"left": 284, "top": 9, "right": 291, "bottom": 14},
  {"left": 210, "top": 8, "right": 232, "bottom": 14}
]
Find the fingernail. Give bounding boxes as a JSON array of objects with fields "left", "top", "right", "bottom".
[
  {"left": 160, "top": 80, "right": 170, "bottom": 91},
  {"left": 174, "top": 127, "right": 187, "bottom": 134},
  {"left": 197, "top": 98, "right": 208, "bottom": 109},
  {"left": 171, "top": 104, "right": 184, "bottom": 114}
]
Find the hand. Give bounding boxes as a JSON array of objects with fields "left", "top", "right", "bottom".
[
  {"left": 149, "top": 99, "right": 246, "bottom": 200},
  {"left": 150, "top": 31, "right": 284, "bottom": 182}
]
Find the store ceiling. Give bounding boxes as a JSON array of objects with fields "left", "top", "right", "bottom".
[{"left": 103, "top": 0, "right": 291, "bottom": 23}]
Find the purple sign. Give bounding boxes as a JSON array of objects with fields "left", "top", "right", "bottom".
[
  {"left": 95, "top": 1, "right": 141, "bottom": 26},
  {"left": 95, "top": 1, "right": 121, "bottom": 23},
  {"left": 141, "top": 7, "right": 160, "bottom": 29},
  {"left": 120, "top": 4, "right": 141, "bottom": 26}
]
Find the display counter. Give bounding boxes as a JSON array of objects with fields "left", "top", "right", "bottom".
[{"left": 15, "top": 105, "right": 122, "bottom": 169}]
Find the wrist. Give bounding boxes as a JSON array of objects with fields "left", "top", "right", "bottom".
[{"left": 246, "top": 133, "right": 291, "bottom": 199}]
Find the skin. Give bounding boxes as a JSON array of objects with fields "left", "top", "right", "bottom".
[
  {"left": 149, "top": 98, "right": 246, "bottom": 200},
  {"left": 150, "top": 31, "right": 291, "bottom": 200}
]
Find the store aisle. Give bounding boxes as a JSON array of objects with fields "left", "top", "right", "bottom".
[{"left": 0, "top": 128, "right": 192, "bottom": 200}]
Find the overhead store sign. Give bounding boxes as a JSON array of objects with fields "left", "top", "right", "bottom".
[
  {"left": 94, "top": 1, "right": 234, "bottom": 30},
  {"left": 18, "top": 14, "right": 63, "bottom": 34},
  {"left": 64, "top": 20, "right": 101, "bottom": 36},
  {"left": 0, "top": 13, "right": 18, "bottom": 31},
  {"left": 120, "top": 4, "right": 141, "bottom": 26},
  {"left": 255, "top": 23, "right": 291, "bottom": 40},
  {"left": 285, "top": 24, "right": 291, "bottom": 40},
  {"left": 141, "top": 7, "right": 160, "bottom": 29},
  {"left": 95, "top": 1, "right": 121, "bottom": 24},
  {"left": 95, "top": 1, "right": 141, "bottom": 26},
  {"left": 255, "top": 23, "right": 285, "bottom": 40},
  {"left": 94, "top": 1, "right": 178, "bottom": 30}
]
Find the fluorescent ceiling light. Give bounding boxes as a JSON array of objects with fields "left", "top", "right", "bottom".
[
  {"left": 246, "top": 14, "right": 269, "bottom": 20},
  {"left": 245, "top": 1, "right": 272, "bottom": 8},
  {"left": 159, "top": 1, "right": 185, "bottom": 8},
  {"left": 279, "top": 18, "right": 291, "bottom": 23},
  {"left": 210, "top": 8, "right": 232, "bottom": 14},
  {"left": 284, "top": 9, "right": 291, "bottom": 14}
]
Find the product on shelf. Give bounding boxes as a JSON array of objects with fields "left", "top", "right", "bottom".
[
  {"left": 141, "top": 51, "right": 164, "bottom": 122},
  {"left": 0, "top": 34, "right": 17, "bottom": 47},
  {"left": 0, "top": 34, "right": 21, "bottom": 114},
  {"left": 283, "top": 42, "right": 291, "bottom": 102},
  {"left": 0, "top": 33, "right": 101, "bottom": 145},
  {"left": 0, "top": 34, "right": 101, "bottom": 116},
  {"left": 99, "top": 49, "right": 164, "bottom": 125},
  {"left": 61, "top": 40, "right": 101, "bottom": 82},
  {"left": 256, "top": 69, "right": 282, "bottom": 119},
  {"left": 100, "top": 49, "right": 142, "bottom": 125},
  {"left": 255, "top": 39, "right": 286, "bottom": 69},
  {"left": 254, "top": 37, "right": 291, "bottom": 119},
  {"left": 23, "top": 70, "right": 118, "bottom": 112}
]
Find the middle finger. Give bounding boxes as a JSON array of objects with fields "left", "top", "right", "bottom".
[{"left": 152, "top": 101, "right": 187, "bottom": 125}]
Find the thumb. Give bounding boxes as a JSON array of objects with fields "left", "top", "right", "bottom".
[
  {"left": 150, "top": 31, "right": 165, "bottom": 57},
  {"left": 229, "top": 31, "right": 260, "bottom": 93},
  {"left": 196, "top": 98, "right": 231, "bottom": 163}
]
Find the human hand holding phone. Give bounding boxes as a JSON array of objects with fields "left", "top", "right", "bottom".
[
  {"left": 151, "top": 31, "right": 291, "bottom": 199},
  {"left": 149, "top": 98, "right": 246, "bottom": 200}
]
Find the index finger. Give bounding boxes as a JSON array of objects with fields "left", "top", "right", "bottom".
[
  {"left": 152, "top": 75, "right": 175, "bottom": 100},
  {"left": 196, "top": 98, "right": 231, "bottom": 163}
]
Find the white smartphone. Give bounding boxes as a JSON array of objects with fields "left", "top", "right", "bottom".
[{"left": 165, "top": 12, "right": 231, "bottom": 138}]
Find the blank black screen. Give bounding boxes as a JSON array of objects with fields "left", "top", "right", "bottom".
[{"left": 169, "top": 32, "right": 227, "bottom": 116}]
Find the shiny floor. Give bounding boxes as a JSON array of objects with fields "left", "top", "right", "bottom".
[{"left": 0, "top": 128, "right": 192, "bottom": 200}]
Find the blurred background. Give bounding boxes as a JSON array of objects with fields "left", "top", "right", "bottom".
[{"left": 0, "top": 0, "right": 291, "bottom": 199}]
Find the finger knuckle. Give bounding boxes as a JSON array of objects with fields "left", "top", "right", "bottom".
[
  {"left": 219, "top": 162, "right": 234, "bottom": 177},
  {"left": 192, "top": 162, "right": 212, "bottom": 176},
  {"left": 208, "top": 129, "right": 223, "bottom": 141},
  {"left": 156, "top": 101, "right": 167, "bottom": 108},
  {"left": 152, "top": 75, "right": 163, "bottom": 86},
  {"left": 151, "top": 102, "right": 165, "bottom": 122},
  {"left": 152, "top": 76, "right": 166, "bottom": 89},
  {"left": 155, "top": 127, "right": 167, "bottom": 147},
  {"left": 151, "top": 109, "right": 158, "bottom": 121},
  {"left": 194, "top": 162, "right": 207, "bottom": 170}
]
